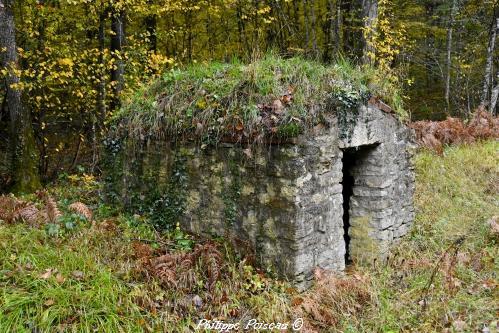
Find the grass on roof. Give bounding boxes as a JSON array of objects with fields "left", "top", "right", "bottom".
[{"left": 114, "top": 55, "right": 406, "bottom": 143}]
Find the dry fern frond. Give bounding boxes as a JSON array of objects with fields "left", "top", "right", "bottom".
[
  {"left": 0, "top": 195, "right": 16, "bottom": 211},
  {"left": 151, "top": 253, "right": 183, "bottom": 288},
  {"left": 45, "top": 195, "right": 61, "bottom": 223},
  {"left": 68, "top": 202, "right": 93, "bottom": 221},
  {"left": 193, "top": 242, "right": 223, "bottom": 292},
  {"left": 12, "top": 205, "right": 40, "bottom": 225},
  {"left": 0, "top": 195, "right": 31, "bottom": 224},
  {"left": 133, "top": 242, "right": 154, "bottom": 260},
  {"left": 144, "top": 241, "right": 224, "bottom": 293},
  {"left": 410, "top": 110, "right": 499, "bottom": 153},
  {"left": 293, "top": 270, "right": 373, "bottom": 331},
  {"left": 156, "top": 269, "right": 177, "bottom": 288},
  {"left": 36, "top": 190, "right": 61, "bottom": 223},
  {"left": 0, "top": 195, "right": 18, "bottom": 223}
]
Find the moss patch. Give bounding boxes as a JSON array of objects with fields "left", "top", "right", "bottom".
[
  {"left": 348, "top": 215, "right": 379, "bottom": 265},
  {"left": 114, "top": 55, "right": 406, "bottom": 144},
  {"left": 222, "top": 159, "right": 242, "bottom": 227}
]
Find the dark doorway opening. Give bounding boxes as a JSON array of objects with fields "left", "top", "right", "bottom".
[
  {"left": 341, "top": 144, "right": 378, "bottom": 265},
  {"left": 341, "top": 148, "right": 356, "bottom": 265}
]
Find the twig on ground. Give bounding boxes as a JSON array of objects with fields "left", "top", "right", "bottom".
[{"left": 419, "top": 235, "right": 466, "bottom": 312}]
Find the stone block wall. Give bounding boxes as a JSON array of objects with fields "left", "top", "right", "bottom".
[
  {"left": 339, "top": 106, "right": 416, "bottom": 264},
  {"left": 107, "top": 104, "right": 415, "bottom": 289}
]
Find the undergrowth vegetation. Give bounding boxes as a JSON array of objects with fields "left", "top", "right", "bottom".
[
  {"left": 353, "top": 140, "right": 498, "bottom": 332},
  {"left": 410, "top": 109, "right": 499, "bottom": 154},
  {"left": 114, "top": 55, "right": 406, "bottom": 143},
  {"left": 0, "top": 176, "right": 291, "bottom": 332},
  {"left": 0, "top": 141, "right": 497, "bottom": 332}
]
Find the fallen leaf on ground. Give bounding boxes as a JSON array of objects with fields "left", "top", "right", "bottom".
[
  {"left": 235, "top": 121, "right": 244, "bottom": 131},
  {"left": 72, "top": 270, "right": 84, "bottom": 280},
  {"left": 44, "top": 299, "right": 55, "bottom": 306},
  {"left": 482, "top": 279, "right": 497, "bottom": 289},
  {"left": 39, "top": 269, "right": 53, "bottom": 280},
  {"left": 55, "top": 273, "right": 66, "bottom": 284},
  {"left": 272, "top": 99, "right": 284, "bottom": 114},
  {"left": 192, "top": 295, "right": 203, "bottom": 308},
  {"left": 243, "top": 148, "right": 252, "bottom": 159},
  {"left": 488, "top": 216, "right": 499, "bottom": 235},
  {"left": 453, "top": 320, "right": 467, "bottom": 331},
  {"left": 291, "top": 297, "right": 304, "bottom": 306}
]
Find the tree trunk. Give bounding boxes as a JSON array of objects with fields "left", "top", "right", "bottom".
[
  {"left": 206, "top": 7, "right": 213, "bottom": 58},
  {"left": 303, "top": 0, "right": 310, "bottom": 50},
  {"left": 336, "top": 0, "right": 343, "bottom": 55},
  {"left": 328, "top": 0, "right": 341, "bottom": 58},
  {"left": 323, "top": 0, "right": 334, "bottom": 61},
  {"left": 341, "top": 0, "right": 355, "bottom": 56},
  {"left": 91, "top": 9, "right": 107, "bottom": 171},
  {"left": 265, "top": 0, "right": 277, "bottom": 50},
  {"left": 292, "top": 0, "right": 300, "bottom": 35},
  {"left": 35, "top": 0, "right": 49, "bottom": 177},
  {"left": 274, "top": 0, "right": 290, "bottom": 53},
  {"left": 252, "top": 0, "right": 259, "bottom": 50},
  {"left": 186, "top": 10, "right": 193, "bottom": 62},
  {"left": 0, "top": 0, "right": 41, "bottom": 193},
  {"left": 110, "top": 9, "right": 125, "bottom": 110},
  {"left": 490, "top": 73, "right": 499, "bottom": 115},
  {"left": 445, "top": 0, "right": 458, "bottom": 114},
  {"left": 98, "top": 10, "right": 107, "bottom": 122},
  {"left": 145, "top": 1, "right": 157, "bottom": 53},
  {"left": 481, "top": 9, "right": 498, "bottom": 110},
  {"left": 309, "top": 0, "right": 318, "bottom": 56},
  {"left": 0, "top": 90, "right": 5, "bottom": 122},
  {"left": 362, "top": 0, "right": 378, "bottom": 64},
  {"left": 236, "top": 0, "right": 249, "bottom": 55}
]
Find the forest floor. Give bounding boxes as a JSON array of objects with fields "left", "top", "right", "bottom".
[{"left": 0, "top": 140, "right": 497, "bottom": 333}]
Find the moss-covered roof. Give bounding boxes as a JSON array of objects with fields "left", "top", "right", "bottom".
[{"left": 114, "top": 55, "right": 405, "bottom": 143}]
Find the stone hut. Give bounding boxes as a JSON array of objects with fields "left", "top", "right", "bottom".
[{"left": 105, "top": 57, "right": 415, "bottom": 289}]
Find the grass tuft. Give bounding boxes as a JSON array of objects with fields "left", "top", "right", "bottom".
[
  {"left": 114, "top": 54, "right": 406, "bottom": 143},
  {"left": 0, "top": 224, "right": 144, "bottom": 332}
]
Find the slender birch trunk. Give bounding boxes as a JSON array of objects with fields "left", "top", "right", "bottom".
[
  {"left": 481, "top": 9, "right": 498, "bottom": 110},
  {"left": 445, "top": 0, "right": 458, "bottom": 113},
  {"left": 490, "top": 73, "right": 499, "bottom": 115}
]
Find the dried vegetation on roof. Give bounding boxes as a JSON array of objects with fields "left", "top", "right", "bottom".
[{"left": 114, "top": 55, "right": 405, "bottom": 144}]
